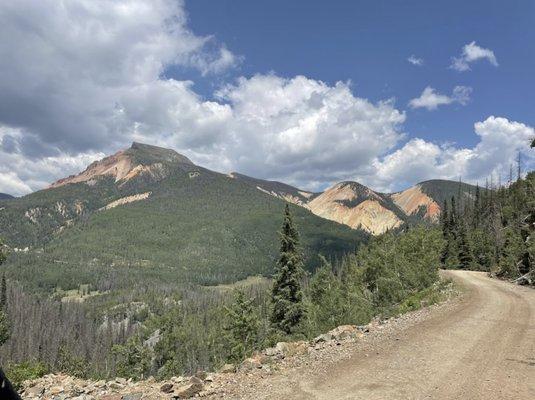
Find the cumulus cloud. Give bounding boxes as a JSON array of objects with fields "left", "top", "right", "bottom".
[
  {"left": 451, "top": 41, "right": 498, "bottom": 72},
  {"left": 409, "top": 86, "right": 472, "bottom": 110},
  {"left": 369, "top": 117, "right": 535, "bottom": 191},
  {"left": 0, "top": 0, "right": 239, "bottom": 156},
  {"left": 0, "top": 1, "right": 531, "bottom": 197},
  {"left": 209, "top": 75, "right": 406, "bottom": 187},
  {"left": 407, "top": 55, "right": 424, "bottom": 66}
]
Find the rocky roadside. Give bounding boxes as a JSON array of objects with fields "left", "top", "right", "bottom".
[{"left": 21, "top": 283, "right": 459, "bottom": 400}]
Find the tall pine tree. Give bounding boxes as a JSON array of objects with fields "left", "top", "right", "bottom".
[
  {"left": 270, "top": 204, "right": 305, "bottom": 335},
  {"left": 0, "top": 246, "right": 9, "bottom": 347}
]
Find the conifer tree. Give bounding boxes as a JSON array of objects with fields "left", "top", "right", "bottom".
[
  {"left": 270, "top": 204, "right": 305, "bottom": 335},
  {"left": 0, "top": 246, "right": 9, "bottom": 346},
  {"left": 224, "top": 289, "right": 259, "bottom": 363},
  {"left": 0, "top": 274, "right": 6, "bottom": 311},
  {"left": 307, "top": 256, "right": 344, "bottom": 333},
  {"left": 473, "top": 185, "right": 481, "bottom": 229},
  {"left": 456, "top": 219, "right": 475, "bottom": 269}
]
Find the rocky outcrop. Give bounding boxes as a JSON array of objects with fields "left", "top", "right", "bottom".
[
  {"left": 49, "top": 143, "right": 193, "bottom": 189},
  {"left": 391, "top": 185, "right": 441, "bottom": 221},
  {"left": 308, "top": 182, "right": 403, "bottom": 235},
  {"left": 99, "top": 192, "right": 152, "bottom": 211},
  {"left": 228, "top": 172, "right": 316, "bottom": 207},
  {"left": 49, "top": 150, "right": 136, "bottom": 188}
]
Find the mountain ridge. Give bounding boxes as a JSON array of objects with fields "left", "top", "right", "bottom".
[{"left": 3, "top": 142, "right": 481, "bottom": 237}]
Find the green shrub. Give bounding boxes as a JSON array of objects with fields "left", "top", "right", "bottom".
[{"left": 6, "top": 361, "right": 49, "bottom": 390}]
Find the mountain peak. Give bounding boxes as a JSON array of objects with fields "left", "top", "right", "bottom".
[
  {"left": 127, "top": 142, "right": 193, "bottom": 165},
  {"left": 49, "top": 143, "right": 194, "bottom": 189}
]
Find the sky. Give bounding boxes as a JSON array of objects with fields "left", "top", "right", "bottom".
[{"left": 0, "top": 0, "right": 534, "bottom": 196}]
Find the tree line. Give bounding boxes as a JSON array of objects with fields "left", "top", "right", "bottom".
[{"left": 440, "top": 140, "right": 534, "bottom": 283}]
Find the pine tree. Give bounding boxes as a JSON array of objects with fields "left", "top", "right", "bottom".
[
  {"left": 0, "top": 274, "right": 6, "bottom": 311},
  {"left": 0, "top": 247, "right": 8, "bottom": 347},
  {"left": 440, "top": 199, "right": 452, "bottom": 266},
  {"left": 224, "top": 289, "right": 259, "bottom": 363},
  {"left": 307, "top": 256, "right": 344, "bottom": 333},
  {"left": 441, "top": 197, "right": 461, "bottom": 268},
  {"left": 270, "top": 204, "right": 305, "bottom": 335},
  {"left": 473, "top": 184, "right": 481, "bottom": 229},
  {"left": 457, "top": 221, "right": 474, "bottom": 270}
]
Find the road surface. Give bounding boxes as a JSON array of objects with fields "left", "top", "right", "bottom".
[{"left": 242, "top": 271, "right": 535, "bottom": 400}]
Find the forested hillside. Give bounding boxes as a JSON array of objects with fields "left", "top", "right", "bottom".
[
  {"left": 440, "top": 153, "right": 534, "bottom": 284},
  {"left": 0, "top": 207, "right": 446, "bottom": 384},
  {"left": 0, "top": 143, "right": 366, "bottom": 293}
]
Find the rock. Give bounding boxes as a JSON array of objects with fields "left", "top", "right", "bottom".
[
  {"left": 313, "top": 333, "right": 334, "bottom": 343},
  {"left": 123, "top": 392, "right": 143, "bottom": 400},
  {"left": 272, "top": 341, "right": 309, "bottom": 357},
  {"left": 108, "top": 382, "right": 124, "bottom": 390},
  {"left": 26, "top": 386, "right": 45, "bottom": 396},
  {"left": 327, "top": 325, "right": 363, "bottom": 341},
  {"left": 99, "top": 395, "right": 123, "bottom": 400},
  {"left": 49, "top": 385, "right": 64, "bottom": 395},
  {"left": 173, "top": 381, "right": 204, "bottom": 398},
  {"left": 189, "top": 376, "right": 203, "bottom": 385},
  {"left": 263, "top": 346, "right": 281, "bottom": 357},
  {"left": 194, "top": 370, "right": 207, "bottom": 381},
  {"left": 160, "top": 382, "right": 174, "bottom": 393},
  {"left": 204, "top": 373, "right": 215, "bottom": 382},
  {"left": 171, "top": 376, "right": 187, "bottom": 384},
  {"left": 240, "top": 354, "right": 268, "bottom": 371},
  {"left": 115, "top": 377, "right": 127, "bottom": 385},
  {"left": 219, "top": 364, "right": 236, "bottom": 373}
]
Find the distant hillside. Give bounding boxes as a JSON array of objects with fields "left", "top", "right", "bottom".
[
  {"left": 0, "top": 143, "right": 366, "bottom": 293},
  {"left": 229, "top": 172, "right": 318, "bottom": 206},
  {"left": 233, "top": 177, "right": 480, "bottom": 234},
  {"left": 0, "top": 193, "right": 14, "bottom": 200},
  {"left": 308, "top": 182, "right": 405, "bottom": 235},
  {"left": 1, "top": 142, "right": 484, "bottom": 294}
]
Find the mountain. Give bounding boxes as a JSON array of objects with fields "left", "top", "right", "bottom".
[
  {"left": 0, "top": 143, "right": 365, "bottom": 293},
  {"left": 49, "top": 142, "right": 194, "bottom": 189},
  {"left": 307, "top": 182, "right": 404, "bottom": 235},
  {"left": 0, "top": 193, "right": 14, "bottom": 200},
  {"left": 234, "top": 177, "right": 481, "bottom": 234},
  {"left": 0, "top": 142, "right": 482, "bottom": 294},
  {"left": 229, "top": 172, "right": 318, "bottom": 206}
]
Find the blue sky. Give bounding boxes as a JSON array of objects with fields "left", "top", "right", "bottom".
[
  {"left": 185, "top": 0, "right": 534, "bottom": 148},
  {"left": 0, "top": 0, "right": 534, "bottom": 195}
]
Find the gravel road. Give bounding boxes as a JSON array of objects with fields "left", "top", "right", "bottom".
[{"left": 236, "top": 271, "right": 535, "bottom": 400}]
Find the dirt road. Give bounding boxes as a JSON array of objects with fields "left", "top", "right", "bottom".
[{"left": 239, "top": 271, "right": 535, "bottom": 400}]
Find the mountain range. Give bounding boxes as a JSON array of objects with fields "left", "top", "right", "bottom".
[{"left": 0, "top": 142, "right": 478, "bottom": 292}]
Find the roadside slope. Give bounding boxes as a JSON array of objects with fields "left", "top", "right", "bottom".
[{"left": 235, "top": 271, "right": 535, "bottom": 400}]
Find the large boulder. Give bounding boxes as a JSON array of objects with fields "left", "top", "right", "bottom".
[{"left": 173, "top": 377, "right": 204, "bottom": 398}]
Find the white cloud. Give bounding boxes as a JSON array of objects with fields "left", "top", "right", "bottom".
[
  {"left": 0, "top": 0, "right": 408, "bottom": 197},
  {"left": 370, "top": 116, "right": 535, "bottom": 191},
  {"left": 0, "top": 1, "right": 531, "bottom": 197},
  {"left": 407, "top": 55, "right": 424, "bottom": 66},
  {"left": 409, "top": 86, "right": 472, "bottom": 110},
  {"left": 0, "top": 0, "right": 240, "bottom": 156},
  {"left": 451, "top": 41, "right": 498, "bottom": 72}
]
